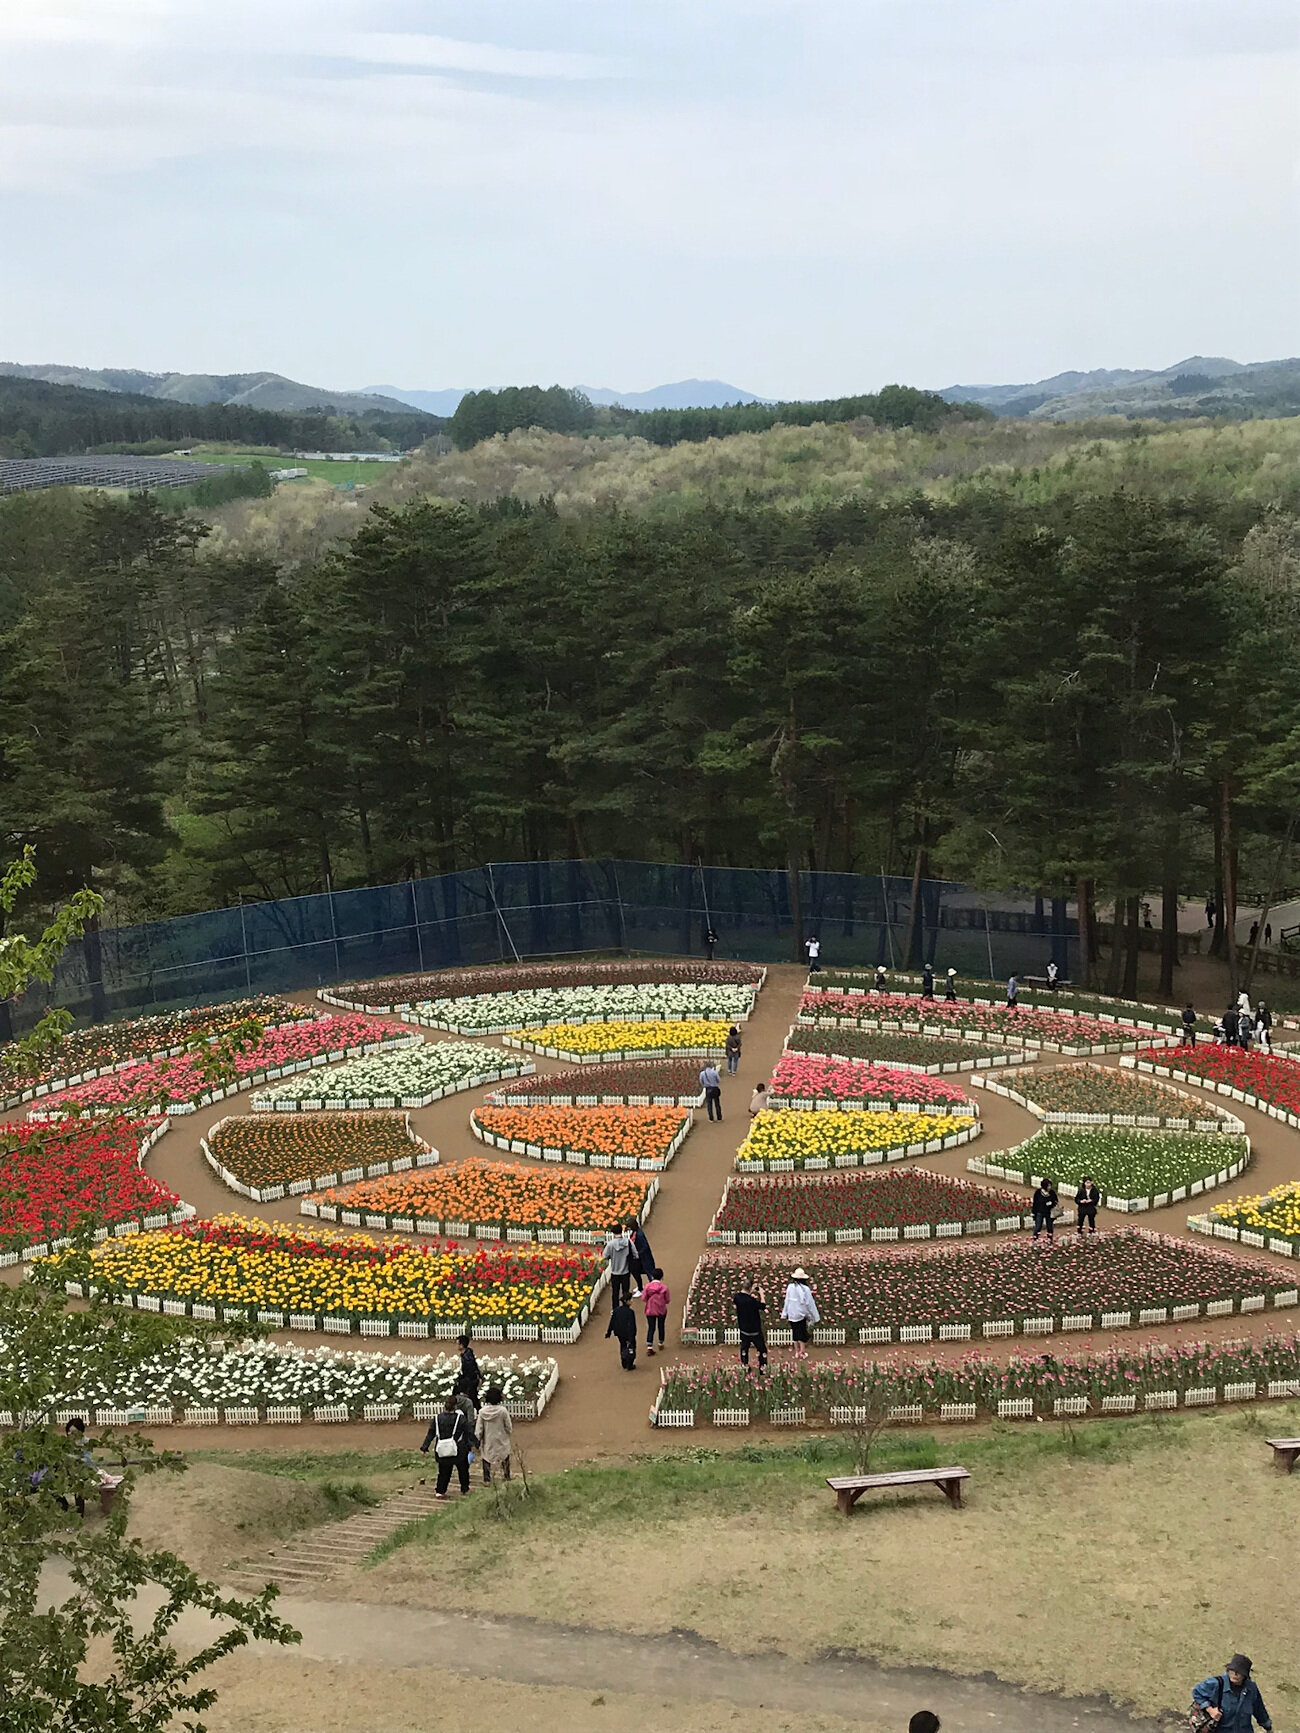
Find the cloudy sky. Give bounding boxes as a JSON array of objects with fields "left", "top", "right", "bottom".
[{"left": 2, "top": 0, "right": 1296, "bottom": 397}]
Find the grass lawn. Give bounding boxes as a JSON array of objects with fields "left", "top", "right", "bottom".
[
  {"left": 177, "top": 445, "right": 409, "bottom": 484},
  {"left": 351, "top": 1402, "right": 1300, "bottom": 1724}
]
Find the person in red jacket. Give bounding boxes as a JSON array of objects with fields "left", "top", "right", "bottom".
[{"left": 642, "top": 1267, "right": 670, "bottom": 1356}]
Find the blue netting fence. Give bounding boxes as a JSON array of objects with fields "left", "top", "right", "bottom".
[{"left": 8, "top": 861, "right": 1077, "bottom": 1029}]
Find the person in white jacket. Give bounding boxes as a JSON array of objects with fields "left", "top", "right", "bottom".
[{"left": 781, "top": 1267, "right": 820, "bottom": 1344}]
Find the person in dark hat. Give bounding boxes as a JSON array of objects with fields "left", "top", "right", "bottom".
[
  {"left": 909, "top": 1714, "right": 940, "bottom": 1733},
  {"left": 1191, "top": 1655, "right": 1272, "bottom": 1730}
]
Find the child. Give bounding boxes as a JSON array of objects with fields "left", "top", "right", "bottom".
[{"left": 642, "top": 1267, "right": 670, "bottom": 1356}]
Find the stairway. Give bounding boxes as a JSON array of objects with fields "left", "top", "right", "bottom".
[{"left": 223, "top": 1479, "right": 449, "bottom": 1593}]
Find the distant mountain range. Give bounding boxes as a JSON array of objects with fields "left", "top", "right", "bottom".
[
  {"left": 0, "top": 363, "right": 422, "bottom": 419},
  {"left": 363, "top": 378, "right": 766, "bottom": 413},
  {"left": 937, "top": 356, "right": 1300, "bottom": 420}
]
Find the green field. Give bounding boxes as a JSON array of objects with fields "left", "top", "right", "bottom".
[{"left": 178, "top": 445, "right": 410, "bottom": 485}]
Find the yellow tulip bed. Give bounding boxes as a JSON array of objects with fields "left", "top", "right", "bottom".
[
  {"left": 1203, "top": 1181, "right": 1300, "bottom": 1254},
  {"left": 504, "top": 1019, "right": 730, "bottom": 1062},
  {"left": 736, "top": 1109, "right": 977, "bottom": 1171},
  {"left": 45, "top": 1215, "right": 602, "bottom": 1329}
]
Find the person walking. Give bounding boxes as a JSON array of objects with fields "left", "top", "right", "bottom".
[
  {"left": 725, "top": 1025, "right": 742, "bottom": 1075},
  {"left": 1221, "top": 1004, "right": 1240, "bottom": 1047},
  {"left": 1248, "top": 921, "right": 1259, "bottom": 948},
  {"left": 733, "top": 1284, "right": 767, "bottom": 1368},
  {"left": 455, "top": 1333, "right": 480, "bottom": 1411},
  {"left": 1239, "top": 1008, "right": 1255, "bottom": 1051},
  {"left": 420, "top": 1393, "right": 471, "bottom": 1500},
  {"left": 1257, "top": 1002, "right": 1273, "bottom": 1050},
  {"left": 1006, "top": 974, "right": 1019, "bottom": 1010},
  {"left": 1074, "top": 1176, "right": 1100, "bottom": 1234},
  {"left": 805, "top": 935, "right": 822, "bottom": 972},
  {"left": 874, "top": 964, "right": 888, "bottom": 992},
  {"left": 628, "top": 1217, "right": 655, "bottom": 1299},
  {"left": 1264, "top": 921, "right": 1272, "bottom": 946},
  {"left": 1032, "top": 1176, "right": 1059, "bottom": 1241},
  {"left": 921, "top": 962, "right": 934, "bottom": 999},
  {"left": 700, "top": 1060, "right": 723, "bottom": 1121},
  {"left": 944, "top": 967, "right": 958, "bottom": 1002},
  {"left": 781, "top": 1266, "right": 820, "bottom": 1344},
  {"left": 475, "top": 1387, "right": 513, "bottom": 1485},
  {"left": 1205, "top": 896, "right": 1217, "bottom": 930},
  {"left": 1182, "top": 1002, "right": 1198, "bottom": 1046},
  {"left": 642, "top": 1266, "right": 670, "bottom": 1356},
  {"left": 749, "top": 1081, "right": 769, "bottom": 1117},
  {"left": 601, "top": 1222, "right": 634, "bottom": 1308},
  {"left": 606, "top": 1292, "right": 638, "bottom": 1369},
  {"left": 1189, "top": 1654, "right": 1272, "bottom": 1730}
]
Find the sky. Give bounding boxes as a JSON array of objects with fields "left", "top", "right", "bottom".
[{"left": 2, "top": 0, "right": 1297, "bottom": 398}]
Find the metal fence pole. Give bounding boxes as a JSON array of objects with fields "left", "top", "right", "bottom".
[
  {"left": 411, "top": 879, "right": 425, "bottom": 972},
  {"left": 239, "top": 897, "right": 252, "bottom": 994}
]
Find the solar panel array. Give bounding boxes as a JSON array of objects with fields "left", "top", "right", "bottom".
[{"left": 0, "top": 456, "right": 233, "bottom": 494}]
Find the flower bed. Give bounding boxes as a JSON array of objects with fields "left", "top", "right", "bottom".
[
  {"left": 402, "top": 982, "right": 756, "bottom": 1036},
  {"left": 708, "top": 1168, "right": 1044, "bottom": 1245},
  {"left": 797, "top": 992, "right": 1168, "bottom": 1055},
  {"left": 22, "top": 1338, "right": 560, "bottom": 1424},
  {"left": 470, "top": 1103, "right": 692, "bottom": 1172},
  {"left": 325, "top": 959, "right": 765, "bottom": 1014},
  {"left": 969, "top": 1126, "right": 1250, "bottom": 1212},
  {"left": 0, "top": 1117, "right": 188, "bottom": 1260},
  {"left": 503, "top": 1019, "right": 730, "bottom": 1063},
  {"left": 46, "top": 1215, "right": 604, "bottom": 1341},
  {"left": 1191, "top": 1181, "right": 1300, "bottom": 1259},
  {"left": 735, "top": 1109, "right": 978, "bottom": 1172},
  {"left": 971, "top": 1062, "right": 1239, "bottom": 1131},
  {"left": 29, "top": 1015, "right": 411, "bottom": 1118},
  {"left": 680, "top": 1231, "right": 1297, "bottom": 1343},
  {"left": 1125, "top": 1046, "right": 1300, "bottom": 1123},
  {"left": 0, "top": 996, "right": 318, "bottom": 1109},
  {"left": 485, "top": 1058, "right": 704, "bottom": 1106},
  {"left": 650, "top": 1335, "right": 1300, "bottom": 1425},
  {"left": 305, "top": 1158, "right": 653, "bottom": 1245},
  {"left": 767, "top": 1053, "right": 974, "bottom": 1112},
  {"left": 203, "top": 1112, "right": 437, "bottom": 1204},
  {"left": 810, "top": 972, "right": 1195, "bottom": 1035},
  {"left": 251, "top": 1041, "right": 529, "bottom": 1111},
  {"left": 784, "top": 1024, "right": 1021, "bottom": 1074}
]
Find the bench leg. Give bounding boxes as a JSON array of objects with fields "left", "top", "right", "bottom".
[
  {"left": 937, "top": 1478, "right": 963, "bottom": 1508},
  {"left": 836, "top": 1490, "right": 856, "bottom": 1516},
  {"left": 1276, "top": 1448, "right": 1299, "bottom": 1475}
]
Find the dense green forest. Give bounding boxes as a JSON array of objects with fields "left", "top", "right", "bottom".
[
  {"left": 449, "top": 382, "right": 991, "bottom": 449},
  {"left": 2, "top": 425, "right": 1299, "bottom": 992},
  {"left": 0, "top": 374, "right": 441, "bottom": 458}
]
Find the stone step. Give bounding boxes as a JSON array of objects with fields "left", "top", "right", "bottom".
[{"left": 225, "top": 1480, "right": 450, "bottom": 1589}]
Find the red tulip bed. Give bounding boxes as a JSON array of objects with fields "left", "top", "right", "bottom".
[
  {"left": 784, "top": 1024, "right": 1020, "bottom": 1073},
  {"left": 767, "top": 1053, "right": 974, "bottom": 1111},
  {"left": 0, "top": 1115, "right": 184, "bottom": 1256},
  {"left": 0, "top": 996, "right": 319, "bottom": 1109},
  {"left": 811, "top": 972, "right": 1191, "bottom": 1036},
  {"left": 1127, "top": 1046, "right": 1300, "bottom": 1121},
  {"left": 27, "top": 1013, "right": 411, "bottom": 1117},
  {"left": 681, "top": 1231, "right": 1296, "bottom": 1341},
  {"left": 485, "top": 1058, "right": 705, "bottom": 1105},
  {"left": 798, "top": 992, "right": 1163, "bottom": 1054},
  {"left": 653, "top": 1334, "right": 1300, "bottom": 1423},
  {"left": 708, "top": 1168, "right": 1038, "bottom": 1244},
  {"left": 326, "top": 960, "right": 765, "bottom": 1013}
]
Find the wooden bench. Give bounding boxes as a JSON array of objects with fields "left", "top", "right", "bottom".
[
  {"left": 1266, "top": 1437, "right": 1300, "bottom": 1473},
  {"left": 827, "top": 1467, "right": 970, "bottom": 1515}
]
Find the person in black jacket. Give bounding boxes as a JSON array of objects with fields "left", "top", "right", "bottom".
[
  {"left": 1032, "top": 1177, "right": 1059, "bottom": 1241},
  {"left": 606, "top": 1297, "right": 638, "bottom": 1369},
  {"left": 1181, "top": 1003, "right": 1198, "bottom": 1046},
  {"left": 1075, "top": 1176, "right": 1100, "bottom": 1234},
  {"left": 456, "top": 1333, "right": 480, "bottom": 1409},
  {"left": 420, "top": 1393, "right": 472, "bottom": 1499},
  {"left": 1221, "top": 1005, "right": 1239, "bottom": 1046},
  {"left": 734, "top": 1285, "right": 767, "bottom": 1368},
  {"left": 921, "top": 963, "right": 934, "bottom": 999},
  {"left": 1257, "top": 1002, "right": 1273, "bottom": 1050}
]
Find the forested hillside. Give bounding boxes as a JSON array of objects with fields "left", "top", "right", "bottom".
[{"left": 2, "top": 456, "right": 1298, "bottom": 1007}]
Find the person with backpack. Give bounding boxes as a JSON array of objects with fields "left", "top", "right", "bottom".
[
  {"left": 1189, "top": 1654, "right": 1272, "bottom": 1730},
  {"left": 420, "top": 1393, "right": 472, "bottom": 1500}
]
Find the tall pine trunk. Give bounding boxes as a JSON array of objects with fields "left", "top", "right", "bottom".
[
  {"left": 1220, "top": 781, "right": 1239, "bottom": 997},
  {"left": 1122, "top": 894, "right": 1140, "bottom": 997},
  {"left": 1159, "top": 816, "right": 1180, "bottom": 998},
  {"left": 1076, "top": 878, "right": 1094, "bottom": 988},
  {"left": 1104, "top": 892, "right": 1124, "bottom": 995}
]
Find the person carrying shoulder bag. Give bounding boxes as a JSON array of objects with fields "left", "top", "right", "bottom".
[
  {"left": 1189, "top": 1655, "right": 1272, "bottom": 1731},
  {"left": 420, "top": 1393, "right": 472, "bottom": 1500}
]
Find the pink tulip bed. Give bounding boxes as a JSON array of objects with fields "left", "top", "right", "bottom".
[
  {"left": 681, "top": 1231, "right": 1295, "bottom": 1339},
  {"left": 708, "top": 1168, "right": 1038, "bottom": 1243},
  {"left": 653, "top": 1334, "right": 1300, "bottom": 1422},
  {"left": 326, "top": 959, "right": 765, "bottom": 1012},
  {"left": 784, "top": 1024, "right": 1021, "bottom": 1073},
  {"left": 767, "top": 1053, "right": 974, "bottom": 1111},
  {"left": 484, "top": 1058, "right": 705, "bottom": 1105},
  {"left": 27, "top": 1014, "right": 412, "bottom": 1117},
  {"left": 811, "top": 972, "right": 1193, "bottom": 1036},
  {"left": 798, "top": 992, "right": 1162, "bottom": 1053},
  {"left": 0, "top": 996, "right": 319, "bottom": 1108}
]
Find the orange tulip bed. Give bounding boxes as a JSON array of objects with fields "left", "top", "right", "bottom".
[
  {"left": 470, "top": 1103, "right": 692, "bottom": 1171},
  {"left": 306, "top": 1157, "right": 651, "bottom": 1242}
]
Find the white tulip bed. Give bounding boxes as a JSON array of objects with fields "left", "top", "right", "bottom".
[
  {"left": 251, "top": 1042, "right": 531, "bottom": 1111},
  {"left": 400, "top": 982, "right": 757, "bottom": 1035}
]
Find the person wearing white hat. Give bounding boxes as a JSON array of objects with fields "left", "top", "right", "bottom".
[
  {"left": 781, "top": 1267, "right": 820, "bottom": 1344},
  {"left": 944, "top": 968, "right": 958, "bottom": 1003}
]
